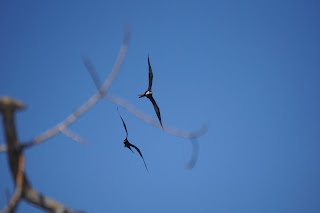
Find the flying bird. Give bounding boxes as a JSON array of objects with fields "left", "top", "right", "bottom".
[
  {"left": 138, "top": 56, "right": 163, "bottom": 129},
  {"left": 117, "top": 108, "right": 148, "bottom": 171}
]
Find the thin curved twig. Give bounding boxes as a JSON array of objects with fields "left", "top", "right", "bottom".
[
  {"left": 0, "top": 153, "right": 24, "bottom": 213},
  {"left": 185, "top": 138, "right": 199, "bottom": 170},
  {"left": 60, "top": 128, "right": 88, "bottom": 145},
  {"left": 82, "top": 56, "right": 102, "bottom": 93},
  {"left": 24, "top": 25, "right": 130, "bottom": 148},
  {"left": 105, "top": 93, "right": 208, "bottom": 138}
]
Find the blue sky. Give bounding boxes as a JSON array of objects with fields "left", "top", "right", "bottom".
[{"left": 1, "top": 0, "right": 320, "bottom": 212}]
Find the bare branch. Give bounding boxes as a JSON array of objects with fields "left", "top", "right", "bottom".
[
  {"left": 1, "top": 96, "right": 84, "bottom": 212},
  {"left": 5, "top": 188, "right": 11, "bottom": 205},
  {"left": 82, "top": 56, "right": 102, "bottom": 92},
  {"left": 100, "top": 25, "right": 130, "bottom": 93},
  {"left": 0, "top": 96, "right": 25, "bottom": 111},
  {"left": 0, "top": 144, "right": 7, "bottom": 152},
  {"left": 60, "top": 128, "right": 88, "bottom": 145},
  {"left": 1, "top": 153, "right": 24, "bottom": 213},
  {"left": 22, "top": 186, "right": 84, "bottom": 213},
  {"left": 25, "top": 25, "right": 130, "bottom": 148},
  {"left": 185, "top": 138, "right": 199, "bottom": 170},
  {"left": 105, "top": 93, "right": 208, "bottom": 138}
]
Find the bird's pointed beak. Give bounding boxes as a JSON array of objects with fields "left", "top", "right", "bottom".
[{"left": 138, "top": 94, "right": 144, "bottom": 98}]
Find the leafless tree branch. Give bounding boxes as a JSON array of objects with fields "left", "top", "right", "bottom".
[
  {"left": 0, "top": 153, "right": 24, "bottom": 213},
  {"left": 22, "top": 186, "right": 83, "bottom": 213},
  {"left": 105, "top": 93, "right": 208, "bottom": 138},
  {"left": 5, "top": 189, "right": 11, "bottom": 205},
  {"left": 60, "top": 128, "right": 88, "bottom": 145},
  {"left": 1, "top": 95, "right": 86, "bottom": 212},
  {"left": 185, "top": 138, "right": 200, "bottom": 170},
  {"left": 0, "top": 144, "right": 7, "bottom": 152},
  {"left": 1, "top": 24, "right": 205, "bottom": 213},
  {"left": 23, "top": 25, "right": 130, "bottom": 149},
  {"left": 82, "top": 56, "right": 102, "bottom": 92}
]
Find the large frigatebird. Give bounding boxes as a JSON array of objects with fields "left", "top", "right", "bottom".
[
  {"left": 117, "top": 108, "right": 148, "bottom": 171},
  {"left": 138, "top": 56, "right": 163, "bottom": 129}
]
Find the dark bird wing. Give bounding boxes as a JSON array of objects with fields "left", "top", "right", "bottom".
[
  {"left": 130, "top": 144, "right": 148, "bottom": 171},
  {"left": 127, "top": 145, "right": 134, "bottom": 153},
  {"left": 148, "top": 56, "right": 153, "bottom": 91},
  {"left": 148, "top": 95, "right": 163, "bottom": 129},
  {"left": 117, "top": 108, "right": 128, "bottom": 138}
]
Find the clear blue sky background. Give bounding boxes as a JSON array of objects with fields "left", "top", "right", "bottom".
[{"left": 1, "top": 0, "right": 320, "bottom": 212}]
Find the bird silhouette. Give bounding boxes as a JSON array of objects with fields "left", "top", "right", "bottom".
[
  {"left": 117, "top": 108, "right": 148, "bottom": 171},
  {"left": 138, "top": 56, "right": 163, "bottom": 129}
]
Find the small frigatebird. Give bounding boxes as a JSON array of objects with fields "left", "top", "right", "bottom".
[
  {"left": 139, "top": 56, "right": 163, "bottom": 129},
  {"left": 117, "top": 108, "right": 148, "bottom": 171}
]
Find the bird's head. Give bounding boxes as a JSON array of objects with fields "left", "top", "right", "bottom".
[{"left": 123, "top": 139, "right": 129, "bottom": 148}]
